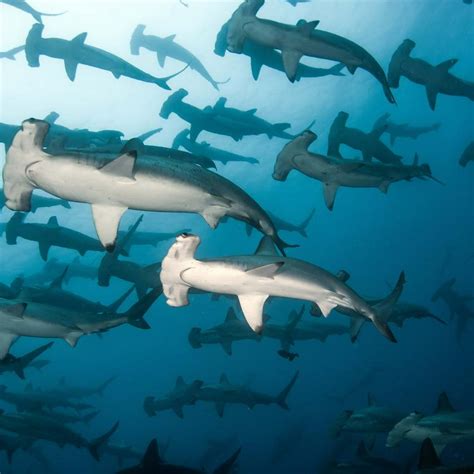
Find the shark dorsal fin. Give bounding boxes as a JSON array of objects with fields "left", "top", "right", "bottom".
[
  {"left": 418, "top": 438, "right": 442, "bottom": 470},
  {"left": 254, "top": 236, "right": 279, "bottom": 256},
  {"left": 47, "top": 216, "right": 59, "bottom": 227},
  {"left": 175, "top": 376, "right": 185, "bottom": 390},
  {"left": 368, "top": 393, "right": 376, "bottom": 406},
  {"left": 436, "top": 58, "right": 457, "bottom": 73},
  {"left": 245, "top": 262, "right": 284, "bottom": 278},
  {"left": 220, "top": 373, "right": 230, "bottom": 385},
  {"left": 296, "top": 19, "right": 320, "bottom": 36},
  {"left": 164, "top": 34, "right": 176, "bottom": 42},
  {"left": 72, "top": 32, "right": 88, "bottom": 44},
  {"left": 225, "top": 307, "right": 238, "bottom": 322},
  {"left": 214, "top": 97, "right": 227, "bottom": 110},
  {"left": 336, "top": 270, "right": 350, "bottom": 283},
  {"left": 436, "top": 392, "right": 455, "bottom": 413},
  {"left": 100, "top": 152, "right": 137, "bottom": 180},
  {"left": 246, "top": 108, "right": 257, "bottom": 115},
  {"left": 143, "top": 439, "right": 161, "bottom": 469},
  {"left": 49, "top": 266, "right": 69, "bottom": 289}
]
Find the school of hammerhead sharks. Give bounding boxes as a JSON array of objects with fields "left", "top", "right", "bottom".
[{"left": 0, "top": 0, "right": 473, "bottom": 472}]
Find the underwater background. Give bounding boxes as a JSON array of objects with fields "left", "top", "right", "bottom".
[{"left": 0, "top": 0, "right": 473, "bottom": 473}]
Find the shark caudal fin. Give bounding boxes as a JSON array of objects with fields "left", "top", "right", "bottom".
[
  {"left": 387, "top": 39, "right": 416, "bottom": 88},
  {"left": 161, "top": 233, "right": 200, "bottom": 307},
  {"left": 188, "top": 328, "right": 203, "bottom": 349},
  {"left": 130, "top": 24, "right": 146, "bottom": 55},
  {"left": 154, "top": 64, "right": 189, "bottom": 90},
  {"left": 296, "top": 208, "right": 316, "bottom": 238},
  {"left": 275, "top": 371, "right": 299, "bottom": 410},
  {"left": 370, "top": 271, "right": 406, "bottom": 343},
  {"left": 123, "top": 287, "right": 161, "bottom": 329},
  {"left": 88, "top": 421, "right": 119, "bottom": 461},
  {"left": 16, "top": 342, "right": 54, "bottom": 379},
  {"left": 213, "top": 447, "right": 242, "bottom": 474}
]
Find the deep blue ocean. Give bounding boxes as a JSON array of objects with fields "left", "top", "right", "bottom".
[{"left": 0, "top": 1, "right": 473, "bottom": 473}]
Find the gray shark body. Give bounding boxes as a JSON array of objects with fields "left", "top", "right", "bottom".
[
  {"left": 459, "top": 141, "right": 474, "bottom": 167},
  {"left": 143, "top": 377, "right": 204, "bottom": 418},
  {"left": 25, "top": 24, "right": 181, "bottom": 89},
  {"left": 215, "top": 20, "right": 345, "bottom": 81},
  {"left": 1, "top": 0, "right": 64, "bottom": 23},
  {"left": 195, "top": 371, "right": 299, "bottom": 417},
  {"left": 387, "top": 393, "right": 474, "bottom": 454},
  {"left": 0, "top": 287, "right": 158, "bottom": 358},
  {"left": 160, "top": 89, "right": 298, "bottom": 142},
  {"left": 328, "top": 112, "right": 403, "bottom": 164},
  {"left": 0, "top": 341, "right": 53, "bottom": 379},
  {"left": 33, "top": 407, "right": 99, "bottom": 425},
  {"left": 5, "top": 213, "right": 108, "bottom": 261},
  {"left": 188, "top": 307, "right": 262, "bottom": 355},
  {"left": 223, "top": 0, "right": 395, "bottom": 103},
  {"left": 374, "top": 113, "right": 440, "bottom": 146},
  {"left": 0, "top": 410, "right": 118, "bottom": 460},
  {"left": 173, "top": 129, "right": 259, "bottom": 165},
  {"left": 46, "top": 376, "right": 117, "bottom": 400},
  {"left": 274, "top": 131, "right": 436, "bottom": 210},
  {"left": 388, "top": 39, "right": 474, "bottom": 110},
  {"left": 131, "top": 25, "right": 226, "bottom": 90},
  {"left": 3, "top": 119, "right": 291, "bottom": 254}
]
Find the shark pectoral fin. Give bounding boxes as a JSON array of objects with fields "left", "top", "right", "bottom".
[
  {"left": 157, "top": 52, "right": 166, "bottom": 67},
  {"left": 112, "top": 70, "right": 121, "bottom": 79},
  {"left": 64, "top": 59, "right": 79, "bottom": 81},
  {"left": 346, "top": 64, "right": 357, "bottom": 75},
  {"left": 426, "top": 84, "right": 439, "bottom": 111},
  {"left": 172, "top": 405, "right": 184, "bottom": 418},
  {"left": 245, "top": 262, "right": 284, "bottom": 278},
  {"left": 238, "top": 294, "right": 268, "bottom": 332},
  {"left": 322, "top": 183, "right": 338, "bottom": 211},
  {"left": 250, "top": 56, "right": 263, "bottom": 80},
  {"left": 220, "top": 340, "right": 232, "bottom": 356},
  {"left": 72, "top": 32, "right": 88, "bottom": 44},
  {"left": 0, "top": 333, "right": 18, "bottom": 359},
  {"left": 379, "top": 181, "right": 390, "bottom": 194},
  {"left": 38, "top": 241, "right": 51, "bottom": 261},
  {"left": 65, "top": 332, "right": 81, "bottom": 348},
  {"left": 215, "top": 401, "right": 225, "bottom": 417},
  {"left": 201, "top": 205, "right": 228, "bottom": 229},
  {"left": 281, "top": 49, "right": 303, "bottom": 82},
  {"left": 91, "top": 204, "right": 128, "bottom": 250},
  {"left": 315, "top": 300, "right": 337, "bottom": 317}
]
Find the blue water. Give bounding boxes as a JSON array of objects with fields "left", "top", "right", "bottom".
[{"left": 0, "top": 0, "right": 473, "bottom": 473}]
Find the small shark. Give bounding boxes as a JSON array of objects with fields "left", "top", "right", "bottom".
[
  {"left": 3, "top": 118, "right": 292, "bottom": 255},
  {"left": 161, "top": 233, "right": 396, "bottom": 341},
  {"left": 328, "top": 112, "right": 403, "bottom": 164},
  {"left": 117, "top": 438, "right": 240, "bottom": 474},
  {"left": 0, "top": 409, "right": 118, "bottom": 460},
  {"left": 43, "top": 376, "right": 117, "bottom": 400},
  {"left": 160, "top": 89, "right": 305, "bottom": 142},
  {"left": 172, "top": 129, "right": 259, "bottom": 165},
  {"left": 0, "top": 287, "right": 158, "bottom": 358},
  {"left": 25, "top": 24, "right": 185, "bottom": 89},
  {"left": 274, "top": 131, "right": 438, "bottom": 210},
  {"left": 33, "top": 407, "right": 99, "bottom": 425},
  {"left": 388, "top": 39, "right": 474, "bottom": 110},
  {"left": 459, "top": 141, "right": 474, "bottom": 167},
  {"left": 222, "top": 0, "right": 395, "bottom": 103},
  {"left": 373, "top": 113, "right": 440, "bottom": 146},
  {"left": 130, "top": 25, "right": 228, "bottom": 90},
  {"left": 416, "top": 437, "right": 474, "bottom": 473},
  {"left": 387, "top": 392, "right": 474, "bottom": 454},
  {"left": 5, "top": 213, "right": 121, "bottom": 261},
  {"left": 195, "top": 371, "right": 299, "bottom": 417},
  {"left": 1, "top": 0, "right": 65, "bottom": 23},
  {"left": 0, "top": 341, "right": 53, "bottom": 379},
  {"left": 188, "top": 307, "right": 262, "bottom": 355},
  {"left": 331, "top": 393, "right": 406, "bottom": 439},
  {"left": 143, "top": 376, "right": 204, "bottom": 418}
]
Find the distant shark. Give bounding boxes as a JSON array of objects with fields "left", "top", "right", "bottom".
[
  {"left": 161, "top": 234, "right": 396, "bottom": 341},
  {"left": 130, "top": 25, "right": 229, "bottom": 90},
  {"left": 388, "top": 39, "right": 474, "bottom": 110},
  {"left": 1, "top": 0, "right": 65, "bottom": 23},
  {"left": 25, "top": 24, "right": 185, "bottom": 88},
  {"left": 0, "top": 45, "right": 25, "bottom": 60}
]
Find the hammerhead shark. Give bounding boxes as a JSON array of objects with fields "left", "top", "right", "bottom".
[
  {"left": 388, "top": 39, "right": 474, "bottom": 110},
  {"left": 24, "top": 24, "right": 185, "bottom": 89},
  {"left": 130, "top": 24, "right": 228, "bottom": 90}
]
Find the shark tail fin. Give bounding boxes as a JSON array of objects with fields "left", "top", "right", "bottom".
[
  {"left": 297, "top": 208, "right": 315, "bottom": 237},
  {"left": 106, "top": 286, "right": 134, "bottom": 313},
  {"left": 137, "top": 127, "right": 163, "bottom": 143},
  {"left": 130, "top": 24, "right": 146, "bottom": 55},
  {"left": 17, "top": 342, "right": 54, "bottom": 377},
  {"left": 123, "top": 287, "right": 161, "bottom": 329},
  {"left": 155, "top": 63, "right": 189, "bottom": 90},
  {"left": 213, "top": 447, "right": 242, "bottom": 474},
  {"left": 387, "top": 39, "right": 415, "bottom": 88},
  {"left": 275, "top": 371, "right": 299, "bottom": 409},
  {"left": 371, "top": 271, "right": 406, "bottom": 343},
  {"left": 88, "top": 421, "right": 119, "bottom": 461},
  {"left": 188, "top": 327, "right": 202, "bottom": 349}
]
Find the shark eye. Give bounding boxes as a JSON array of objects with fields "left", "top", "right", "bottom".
[{"left": 180, "top": 233, "right": 190, "bottom": 238}]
